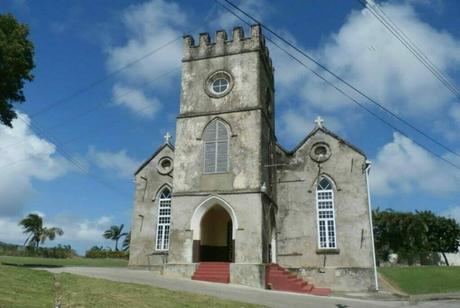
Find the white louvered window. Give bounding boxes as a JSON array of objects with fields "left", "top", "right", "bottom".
[
  {"left": 316, "top": 178, "right": 337, "bottom": 249},
  {"left": 156, "top": 187, "right": 171, "bottom": 251},
  {"left": 203, "top": 119, "right": 229, "bottom": 174}
]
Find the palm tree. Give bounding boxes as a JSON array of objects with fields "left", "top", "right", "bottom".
[
  {"left": 19, "top": 213, "right": 64, "bottom": 248},
  {"left": 122, "top": 231, "right": 131, "bottom": 252},
  {"left": 103, "top": 224, "right": 127, "bottom": 251}
]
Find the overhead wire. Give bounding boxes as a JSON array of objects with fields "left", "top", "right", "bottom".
[
  {"left": 29, "top": 37, "right": 181, "bottom": 118},
  {"left": 215, "top": 0, "right": 460, "bottom": 171},
  {"left": 0, "top": 4, "right": 220, "bottom": 198},
  {"left": 17, "top": 115, "right": 130, "bottom": 197},
  {"left": 27, "top": 2, "right": 220, "bottom": 119},
  {"left": 359, "top": 0, "right": 460, "bottom": 99},
  {"left": 220, "top": 0, "right": 460, "bottom": 160}
]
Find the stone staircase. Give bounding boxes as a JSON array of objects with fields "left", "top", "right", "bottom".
[
  {"left": 191, "top": 262, "right": 230, "bottom": 283},
  {"left": 266, "top": 263, "right": 331, "bottom": 296}
]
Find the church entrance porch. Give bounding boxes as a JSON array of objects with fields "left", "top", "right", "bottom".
[
  {"left": 197, "top": 205, "right": 234, "bottom": 262},
  {"left": 190, "top": 196, "right": 238, "bottom": 263}
]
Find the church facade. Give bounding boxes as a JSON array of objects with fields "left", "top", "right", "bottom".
[{"left": 129, "top": 24, "right": 377, "bottom": 291}]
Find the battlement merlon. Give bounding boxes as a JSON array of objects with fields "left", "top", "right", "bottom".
[{"left": 182, "top": 24, "right": 273, "bottom": 71}]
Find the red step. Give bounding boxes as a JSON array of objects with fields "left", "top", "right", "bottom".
[
  {"left": 192, "top": 262, "right": 230, "bottom": 284},
  {"left": 266, "top": 263, "right": 331, "bottom": 296}
]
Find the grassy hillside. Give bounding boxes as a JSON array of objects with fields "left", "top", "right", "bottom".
[
  {"left": 379, "top": 266, "right": 460, "bottom": 295},
  {"left": 0, "top": 255, "right": 128, "bottom": 267},
  {"left": 0, "top": 265, "right": 261, "bottom": 308}
]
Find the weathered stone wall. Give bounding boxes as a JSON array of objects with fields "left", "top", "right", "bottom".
[
  {"left": 275, "top": 128, "right": 375, "bottom": 291},
  {"left": 230, "top": 263, "right": 266, "bottom": 288},
  {"left": 129, "top": 145, "right": 174, "bottom": 267},
  {"left": 129, "top": 23, "right": 376, "bottom": 292},
  {"left": 173, "top": 111, "right": 263, "bottom": 194},
  {"left": 167, "top": 193, "right": 264, "bottom": 265},
  {"left": 294, "top": 267, "right": 374, "bottom": 291}
]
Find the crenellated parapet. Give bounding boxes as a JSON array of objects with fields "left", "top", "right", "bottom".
[{"left": 182, "top": 24, "right": 273, "bottom": 71}]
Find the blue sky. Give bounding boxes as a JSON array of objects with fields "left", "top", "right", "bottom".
[{"left": 1, "top": 0, "right": 459, "bottom": 254}]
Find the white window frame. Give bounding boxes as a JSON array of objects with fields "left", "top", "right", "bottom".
[
  {"left": 315, "top": 177, "right": 337, "bottom": 249},
  {"left": 155, "top": 187, "right": 171, "bottom": 251},
  {"left": 203, "top": 119, "right": 230, "bottom": 174}
]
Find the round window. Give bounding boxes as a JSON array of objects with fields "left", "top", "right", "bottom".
[
  {"left": 310, "top": 143, "right": 331, "bottom": 162},
  {"left": 212, "top": 78, "right": 229, "bottom": 94},
  {"left": 205, "top": 71, "right": 233, "bottom": 98},
  {"left": 314, "top": 145, "right": 327, "bottom": 156},
  {"left": 157, "top": 157, "right": 173, "bottom": 175}
]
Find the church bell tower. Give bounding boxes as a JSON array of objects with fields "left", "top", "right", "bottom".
[{"left": 167, "top": 25, "right": 277, "bottom": 285}]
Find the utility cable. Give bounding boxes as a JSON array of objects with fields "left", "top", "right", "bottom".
[
  {"left": 215, "top": 0, "right": 460, "bottom": 171},
  {"left": 220, "top": 0, "right": 460, "bottom": 159},
  {"left": 360, "top": 0, "right": 460, "bottom": 98}
]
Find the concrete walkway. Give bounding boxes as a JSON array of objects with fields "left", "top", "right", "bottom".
[{"left": 41, "top": 267, "right": 460, "bottom": 308}]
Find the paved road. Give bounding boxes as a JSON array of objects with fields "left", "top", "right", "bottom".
[{"left": 42, "top": 267, "right": 460, "bottom": 308}]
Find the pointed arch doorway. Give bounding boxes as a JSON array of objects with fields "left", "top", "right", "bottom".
[
  {"left": 200, "top": 205, "right": 232, "bottom": 261},
  {"left": 191, "top": 196, "right": 238, "bottom": 263}
]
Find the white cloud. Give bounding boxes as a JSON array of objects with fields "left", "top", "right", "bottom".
[
  {"left": 272, "top": 2, "right": 460, "bottom": 147},
  {"left": 0, "top": 214, "right": 116, "bottom": 252},
  {"left": 0, "top": 216, "right": 25, "bottom": 244},
  {"left": 0, "top": 114, "right": 69, "bottom": 216},
  {"left": 106, "top": 0, "right": 185, "bottom": 86},
  {"left": 298, "top": 3, "right": 460, "bottom": 115},
  {"left": 278, "top": 111, "right": 314, "bottom": 143},
  {"left": 212, "top": 0, "right": 269, "bottom": 30},
  {"left": 51, "top": 214, "right": 114, "bottom": 244},
  {"left": 88, "top": 146, "right": 141, "bottom": 179},
  {"left": 440, "top": 206, "right": 460, "bottom": 223},
  {"left": 371, "top": 132, "right": 460, "bottom": 196},
  {"left": 112, "top": 83, "right": 160, "bottom": 118}
]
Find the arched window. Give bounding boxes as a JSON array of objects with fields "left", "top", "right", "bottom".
[
  {"left": 203, "top": 119, "right": 229, "bottom": 173},
  {"left": 156, "top": 187, "right": 171, "bottom": 251},
  {"left": 316, "top": 177, "right": 337, "bottom": 249}
]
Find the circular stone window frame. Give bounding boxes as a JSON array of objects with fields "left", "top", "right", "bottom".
[
  {"left": 310, "top": 142, "right": 332, "bottom": 163},
  {"left": 205, "top": 70, "right": 234, "bottom": 98},
  {"left": 157, "top": 156, "right": 173, "bottom": 175}
]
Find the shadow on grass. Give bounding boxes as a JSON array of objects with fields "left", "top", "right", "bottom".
[{"left": 1, "top": 262, "right": 63, "bottom": 268}]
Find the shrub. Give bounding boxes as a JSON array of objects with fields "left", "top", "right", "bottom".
[
  {"left": 0, "top": 242, "right": 76, "bottom": 258},
  {"left": 85, "top": 246, "right": 129, "bottom": 259}
]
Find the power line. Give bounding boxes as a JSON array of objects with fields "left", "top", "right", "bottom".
[
  {"left": 220, "top": 0, "right": 460, "bottom": 159},
  {"left": 28, "top": 2, "right": 220, "bottom": 119},
  {"left": 360, "top": 0, "right": 460, "bottom": 99},
  {"left": 45, "top": 67, "right": 180, "bottom": 130},
  {"left": 15, "top": 115, "right": 130, "bottom": 197},
  {"left": 29, "top": 37, "right": 181, "bottom": 118},
  {"left": 215, "top": 0, "right": 460, "bottom": 171},
  {"left": 0, "top": 67, "right": 180, "bottom": 153},
  {"left": 0, "top": 99, "right": 153, "bottom": 170},
  {"left": 0, "top": 5, "right": 221, "bottom": 197}
]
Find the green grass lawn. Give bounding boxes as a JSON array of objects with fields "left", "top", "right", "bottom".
[
  {"left": 0, "top": 265, "right": 261, "bottom": 308},
  {"left": 0, "top": 255, "right": 128, "bottom": 267},
  {"left": 378, "top": 266, "right": 460, "bottom": 295}
]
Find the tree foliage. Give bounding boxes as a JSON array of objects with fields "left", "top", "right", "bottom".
[
  {"left": 0, "top": 13, "right": 35, "bottom": 127},
  {"left": 373, "top": 209, "right": 460, "bottom": 265},
  {"left": 19, "top": 213, "right": 64, "bottom": 248},
  {"left": 103, "top": 224, "right": 128, "bottom": 252},
  {"left": 122, "top": 231, "right": 131, "bottom": 252}
]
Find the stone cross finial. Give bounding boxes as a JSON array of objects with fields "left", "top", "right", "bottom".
[
  {"left": 314, "top": 116, "right": 324, "bottom": 128},
  {"left": 164, "top": 132, "right": 172, "bottom": 144}
]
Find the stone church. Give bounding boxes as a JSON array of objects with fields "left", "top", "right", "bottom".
[{"left": 129, "top": 24, "right": 377, "bottom": 292}]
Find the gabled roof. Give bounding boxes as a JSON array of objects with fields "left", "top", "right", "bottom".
[
  {"left": 134, "top": 143, "right": 175, "bottom": 175},
  {"left": 277, "top": 126, "right": 366, "bottom": 157}
]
